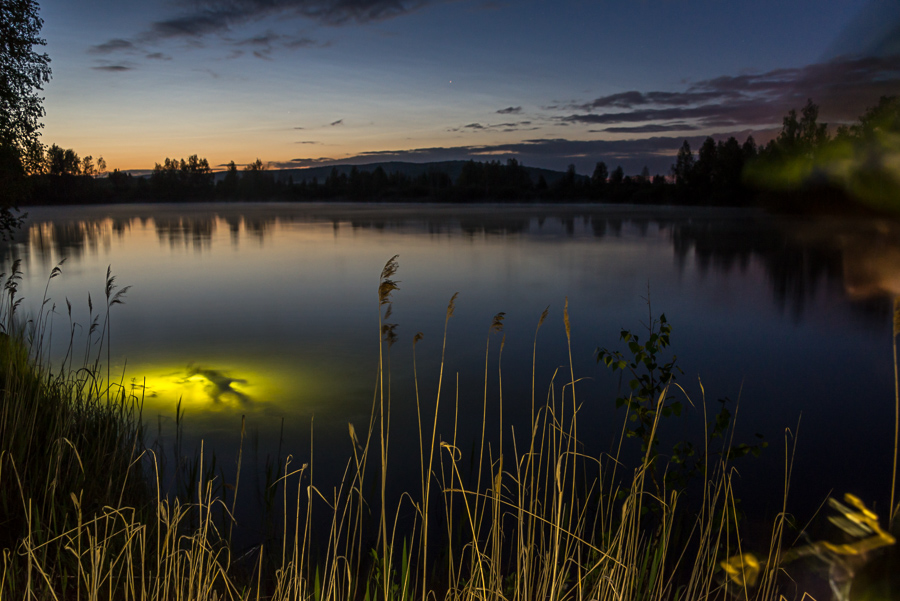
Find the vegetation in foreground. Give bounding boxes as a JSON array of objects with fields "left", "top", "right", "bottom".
[{"left": 0, "top": 258, "right": 897, "bottom": 601}]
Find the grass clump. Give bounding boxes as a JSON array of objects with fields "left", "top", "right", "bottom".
[{"left": 0, "top": 260, "right": 148, "bottom": 598}]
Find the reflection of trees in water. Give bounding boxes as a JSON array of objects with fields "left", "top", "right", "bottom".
[
  {"left": 242, "top": 217, "right": 275, "bottom": 241},
  {"left": 222, "top": 215, "right": 242, "bottom": 245},
  {"left": 155, "top": 217, "right": 216, "bottom": 250},
  {"left": 7, "top": 208, "right": 894, "bottom": 326},
  {"left": 24, "top": 221, "right": 115, "bottom": 272},
  {"left": 590, "top": 216, "right": 623, "bottom": 238},
  {"left": 459, "top": 219, "right": 528, "bottom": 236},
  {"left": 151, "top": 215, "right": 278, "bottom": 247},
  {"left": 590, "top": 214, "right": 889, "bottom": 325}
]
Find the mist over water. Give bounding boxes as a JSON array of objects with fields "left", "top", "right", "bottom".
[{"left": 2, "top": 202, "right": 896, "bottom": 535}]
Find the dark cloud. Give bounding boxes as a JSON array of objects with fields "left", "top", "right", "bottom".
[
  {"left": 330, "top": 119, "right": 344, "bottom": 126},
  {"left": 144, "top": 0, "right": 435, "bottom": 44},
  {"left": 273, "top": 157, "right": 337, "bottom": 168},
  {"left": 297, "top": 140, "right": 320, "bottom": 144},
  {"left": 496, "top": 106, "right": 522, "bottom": 114},
  {"left": 145, "top": 52, "right": 172, "bottom": 60},
  {"left": 559, "top": 100, "right": 773, "bottom": 127},
  {"left": 230, "top": 29, "right": 322, "bottom": 55},
  {"left": 449, "top": 120, "right": 537, "bottom": 133},
  {"left": 89, "top": 38, "right": 137, "bottom": 54},
  {"left": 562, "top": 55, "right": 900, "bottom": 131},
  {"left": 238, "top": 31, "right": 281, "bottom": 47},
  {"left": 91, "top": 1, "right": 375, "bottom": 61},
  {"left": 595, "top": 123, "right": 701, "bottom": 134},
  {"left": 284, "top": 36, "right": 318, "bottom": 49},
  {"left": 575, "top": 90, "right": 726, "bottom": 111},
  {"left": 92, "top": 64, "right": 134, "bottom": 72}
]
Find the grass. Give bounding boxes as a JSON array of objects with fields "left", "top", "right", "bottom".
[{"left": 0, "top": 257, "right": 893, "bottom": 600}]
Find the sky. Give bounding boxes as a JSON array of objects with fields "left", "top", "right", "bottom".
[{"left": 35, "top": 0, "right": 900, "bottom": 175}]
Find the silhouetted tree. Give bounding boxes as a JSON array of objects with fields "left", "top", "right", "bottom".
[
  {"left": 591, "top": 161, "right": 608, "bottom": 198},
  {"left": 220, "top": 161, "right": 239, "bottom": 197},
  {"left": 742, "top": 136, "right": 757, "bottom": 161},
  {"left": 150, "top": 154, "right": 213, "bottom": 201},
  {"left": 609, "top": 165, "right": 624, "bottom": 186},
  {"left": 0, "top": 0, "right": 51, "bottom": 227},
  {"left": 673, "top": 140, "right": 694, "bottom": 187},
  {"left": 46, "top": 144, "right": 80, "bottom": 175}
]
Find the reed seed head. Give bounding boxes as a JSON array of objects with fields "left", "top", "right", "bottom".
[
  {"left": 446, "top": 292, "right": 459, "bottom": 319},
  {"left": 490, "top": 312, "right": 506, "bottom": 334}
]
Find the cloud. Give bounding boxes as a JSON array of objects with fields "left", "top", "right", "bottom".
[
  {"left": 330, "top": 119, "right": 344, "bottom": 126},
  {"left": 560, "top": 54, "right": 900, "bottom": 131},
  {"left": 145, "top": 52, "right": 172, "bottom": 60},
  {"left": 227, "top": 30, "right": 322, "bottom": 57},
  {"left": 273, "top": 157, "right": 338, "bottom": 168},
  {"left": 574, "top": 90, "right": 726, "bottom": 111},
  {"left": 559, "top": 101, "right": 773, "bottom": 127},
  {"left": 449, "top": 120, "right": 538, "bottom": 133},
  {"left": 89, "top": 38, "right": 137, "bottom": 54},
  {"left": 284, "top": 36, "right": 318, "bottom": 49},
  {"left": 90, "top": 0, "right": 382, "bottom": 61},
  {"left": 297, "top": 140, "right": 320, "bottom": 144},
  {"left": 594, "top": 123, "right": 701, "bottom": 134},
  {"left": 142, "top": 0, "right": 436, "bottom": 45},
  {"left": 92, "top": 64, "right": 134, "bottom": 72},
  {"left": 496, "top": 106, "right": 522, "bottom": 114}
]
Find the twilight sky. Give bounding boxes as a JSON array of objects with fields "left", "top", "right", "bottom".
[{"left": 37, "top": 0, "right": 900, "bottom": 174}]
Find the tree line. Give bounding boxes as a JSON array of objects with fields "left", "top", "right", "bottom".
[{"left": 8, "top": 97, "right": 900, "bottom": 210}]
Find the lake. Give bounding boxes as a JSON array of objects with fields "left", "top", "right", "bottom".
[{"left": 3, "top": 202, "right": 897, "bottom": 540}]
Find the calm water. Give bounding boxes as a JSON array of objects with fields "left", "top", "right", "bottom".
[{"left": 4, "top": 202, "right": 897, "bottom": 527}]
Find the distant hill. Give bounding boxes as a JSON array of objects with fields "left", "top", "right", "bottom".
[{"left": 208, "top": 160, "right": 583, "bottom": 186}]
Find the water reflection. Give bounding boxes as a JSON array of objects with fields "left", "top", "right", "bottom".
[
  {"left": 7, "top": 205, "right": 899, "bottom": 325},
  {"left": 137, "top": 364, "right": 253, "bottom": 407},
  {"left": 135, "top": 361, "right": 294, "bottom": 413}
]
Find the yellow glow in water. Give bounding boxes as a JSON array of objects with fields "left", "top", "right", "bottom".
[{"left": 130, "top": 361, "right": 290, "bottom": 413}]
